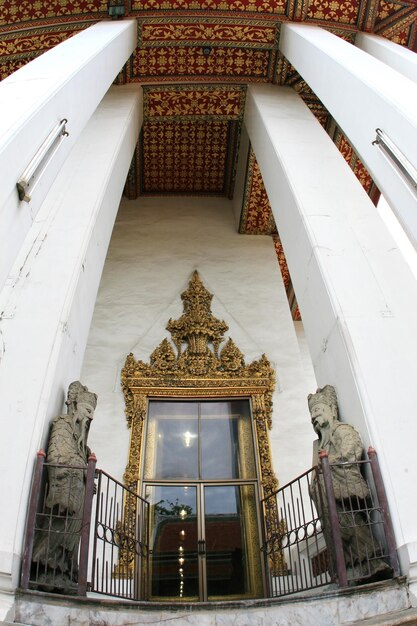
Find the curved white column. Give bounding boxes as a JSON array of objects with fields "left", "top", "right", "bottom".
[
  {"left": 280, "top": 23, "right": 417, "bottom": 251},
  {"left": 0, "top": 19, "right": 137, "bottom": 290},
  {"left": 356, "top": 33, "right": 417, "bottom": 85},
  {"left": 0, "top": 84, "right": 142, "bottom": 598},
  {"left": 245, "top": 84, "right": 417, "bottom": 592}
]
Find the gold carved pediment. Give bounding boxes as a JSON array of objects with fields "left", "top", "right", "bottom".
[{"left": 121, "top": 270, "right": 275, "bottom": 427}]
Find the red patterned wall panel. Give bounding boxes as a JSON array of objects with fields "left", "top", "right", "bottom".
[
  {"left": 334, "top": 130, "right": 380, "bottom": 201},
  {"left": 240, "top": 148, "right": 277, "bottom": 235},
  {"left": 273, "top": 236, "right": 301, "bottom": 321},
  {"left": 239, "top": 146, "right": 301, "bottom": 320}
]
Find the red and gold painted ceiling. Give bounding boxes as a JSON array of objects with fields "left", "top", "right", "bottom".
[
  {"left": 1, "top": 1, "right": 416, "bottom": 317},
  {"left": 137, "top": 85, "right": 243, "bottom": 196},
  {"left": 2, "top": 0, "right": 415, "bottom": 200}
]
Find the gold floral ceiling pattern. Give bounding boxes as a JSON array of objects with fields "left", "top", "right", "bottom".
[
  {"left": 2, "top": 1, "right": 416, "bottom": 82},
  {"left": 123, "top": 84, "right": 244, "bottom": 197}
]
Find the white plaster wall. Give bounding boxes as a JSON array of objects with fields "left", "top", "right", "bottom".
[{"left": 82, "top": 196, "right": 317, "bottom": 493}]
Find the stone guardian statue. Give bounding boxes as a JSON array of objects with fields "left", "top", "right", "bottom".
[
  {"left": 308, "top": 385, "right": 390, "bottom": 582},
  {"left": 32, "top": 381, "right": 97, "bottom": 592}
]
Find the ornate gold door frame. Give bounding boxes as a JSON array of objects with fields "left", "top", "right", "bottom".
[{"left": 120, "top": 271, "right": 282, "bottom": 592}]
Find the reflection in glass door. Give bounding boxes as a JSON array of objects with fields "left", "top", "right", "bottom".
[
  {"left": 204, "top": 484, "right": 260, "bottom": 599},
  {"left": 143, "top": 400, "right": 264, "bottom": 601},
  {"left": 146, "top": 485, "right": 199, "bottom": 600}
]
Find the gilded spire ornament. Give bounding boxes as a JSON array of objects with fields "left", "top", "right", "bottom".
[{"left": 121, "top": 270, "right": 275, "bottom": 386}]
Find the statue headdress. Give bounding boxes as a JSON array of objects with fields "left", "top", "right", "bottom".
[
  {"left": 308, "top": 384, "right": 338, "bottom": 416},
  {"left": 66, "top": 380, "right": 97, "bottom": 412}
]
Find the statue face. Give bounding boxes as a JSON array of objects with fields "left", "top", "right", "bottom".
[
  {"left": 76, "top": 401, "right": 95, "bottom": 422},
  {"left": 310, "top": 402, "right": 334, "bottom": 433}
]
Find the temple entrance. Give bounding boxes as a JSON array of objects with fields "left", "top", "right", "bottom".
[
  {"left": 121, "top": 271, "right": 278, "bottom": 602},
  {"left": 142, "top": 400, "right": 264, "bottom": 601}
]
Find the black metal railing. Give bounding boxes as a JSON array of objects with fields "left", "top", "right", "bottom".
[
  {"left": 91, "top": 470, "right": 149, "bottom": 599},
  {"left": 21, "top": 451, "right": 149, "bottom": 600},
  {"left": 262, "top": 465, "right": 329, "bottom": 597},
  {"left": 261, "top": 448, "right": 399, "bottom": 597},
  {"left": 21, "top": 451, "right": 96, "bottom": 595},
  {"left": 21, "top": 447, "right": 399, "bottom": 601}
]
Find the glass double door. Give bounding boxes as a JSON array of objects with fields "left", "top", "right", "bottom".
[
  {"left": 142, "top": 400, "right": 264, "bottom": 601},
  {"left": 145, "top": 482, "right": 261, "bottom": 601}
]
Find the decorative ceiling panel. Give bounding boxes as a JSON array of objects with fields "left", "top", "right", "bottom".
[
  {"left": 0, "top": 22, "right": 90, "bottom": 80},
  {"left": 0, "top": 1, "right": 106, "bottom": 25},
  {"left": 126, "top": 119, "right": 239, "bottom": 197},
  {"left": 140, "top": 18, "right": 278, "bottom": 48},
  {"left": 131, "top": 45, "right": 275, "bottom": 82},
  {"left": 390, "top": 24, "right": 415, "bottom": 43},
  {"left": 1, "top": 0, "right": 416, "bottom": 81},
  {"left": 126, "top": 85, "right": 244, "bottom": 197},
  {"left": 375, "top": 0, "right": 417, "bottom": 44},
  {"left": 376, "top": 0, "right": 416, "bottom": 25},
  {"left": 305, "top": 0, "right": 361, "bottom": 25},
  {"left": 131, "top": 0, "right": 288, "bottom": 14},
  {"left": 143, "top": 84, "right": 246, "bottom": 119},
  {"left": 141, "top": 119, "right": 231, "bottom": 194}
]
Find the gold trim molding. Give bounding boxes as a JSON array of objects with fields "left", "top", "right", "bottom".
[{"left": 121, "top": 271, "right": 282, "bottom": 573}]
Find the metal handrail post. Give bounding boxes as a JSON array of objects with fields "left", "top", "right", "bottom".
[
  {"left": 368, "top": 447, "right": 400, "bottom": 577},
  {"left": 145, "top": 498, "right": 151, "bottom": 601},
  {"left": 134, "top": 497, "right": 141, "bottom": 600},
  {"left": 260, "top": 497, "right": 272, "bottom": 599},
  {"left": 320, "top": 451, "right": 347, "bottom": 587},
  {"left": 77, "top": 453, "right": 97, "bottom": 596},
  {"left": 21, "top": 450, "right": 46, "bottom": 589},
  {"left": 90, "top": 468, "right": 103, "bottom": 593}
]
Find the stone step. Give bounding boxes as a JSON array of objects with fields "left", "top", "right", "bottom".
[
  {"left": 7, "top": 603, "right": 417, "bottom": 626},
  {"left": 12, "top": 579, "right": 413, "bottom": 626},
  {"left": 348, "top": 608, "right": 417, "bottom": 626}
]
